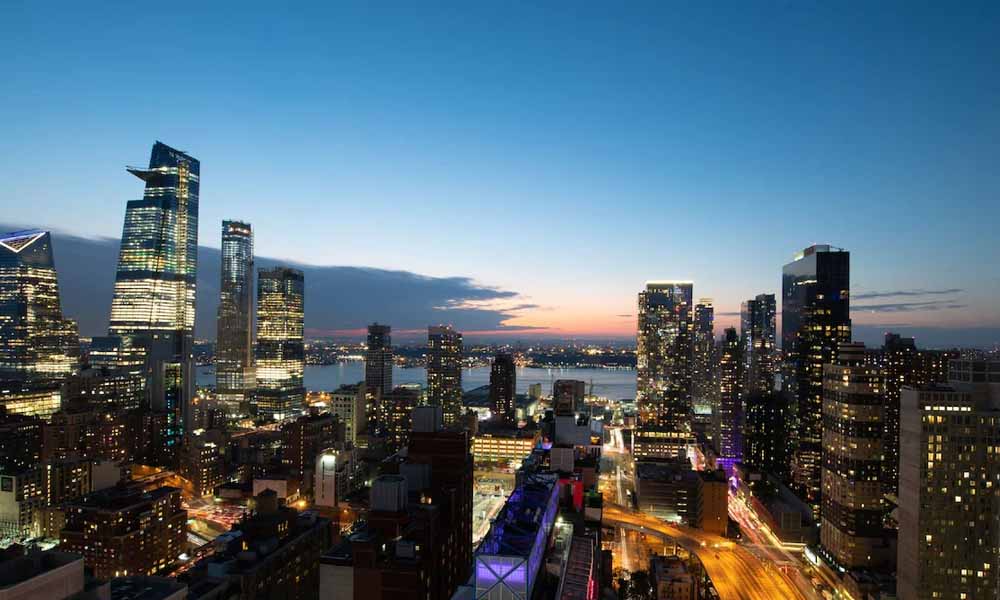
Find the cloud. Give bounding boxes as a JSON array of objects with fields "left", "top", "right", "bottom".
[
  {"left": 20, "top": 227, "right": 536, "bottom": 340},
  {"left": 853, "top": 288, "right": 963, "bottom": 300},
  {"left": 615, "top": 314, "right": 632, "bottom": 318},
  {"left": 852, "top": 300, "right": 967, "bottom": 313}
]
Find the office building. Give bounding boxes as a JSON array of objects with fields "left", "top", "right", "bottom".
[
  {"left": 0, "top": 229, "right": 79, "bottom": 385},
  {"left": 782, "top": 245, "right": 850, "bottom": 510},
  {"left": 897, "top": 360, "right": 1000, "bottom": 600},
  {"left": 691, "top": 299, "right": 715, "bottom": 410},
  {"left": 472, "top": 421, "right": 540, "bottom": 467},
  {"left": 489, "top": 352, "right": 516, "bottom": 424},
  {"left": 427, "top": 325, "right": 462, "bottom": 426},
  {"left": 636, "top": 281, "right": 694, "bottom": 459},
  {"left": 553, "top": 379, "right": 585, "bottom": 416},
  {"left": 255, "top": 267, "right": 304, "bottom": 421},
  {"left": 216, "top": 220, "right": 254, "bottom": 415},
  {"left": 740, "top": 293, "right": 776, "bottom": 395},
  {"left": 0, "top": 408, "right": 41, "bottom": 473},
  {"left": 713, "top": 327, "right": 741, "bottom": 467},
  {"left": 820, "top": 343, "right": 889, "bottom": 569},
  {"left": 107, "top": 142, "right": 199, "bottom": 466},
  {"left": 60, "top": 484, "right": 186, "bottom": 579},
  {"left": 880, "top": 333, "right": 958, "bottom": 496}
]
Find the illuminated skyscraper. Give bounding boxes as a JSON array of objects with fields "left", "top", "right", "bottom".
[
  {"left": 782, "top": 245, "right": 850, "bottom": 510},
  {"left": 740, "top": 293, "right": 776, "bottom": 395},
  {"left": 820, "top": 343, "right": 889, "bottom": 569},
  {"left": 107, "top": 142, "right": 199, "bottom": 458},
  {"left": 635, "top": 281, "right": 694, "bottom": 458},
  {"left": 691, "top": 298, "right": 715, "bottom": 411},
  {"left": 0, "top": 230, "right": 79, "bottom": 383},
  {"left": 713, "top": 327, "right": 741, "bottom": 468},
  {"left": 427, "top": 325, "right": 462, "bottom": 426},
  {"left": 255, "top": 267, "right": 304, "bottom": 421},
  {"left": 365, "top": 323, "right": 393, "bottom": 437},
  {"left": 488, "top": 352, "right": 516, "bottom": 424},
  {"left": 216, "top": 220, "right": 254, "bottom": 415}
]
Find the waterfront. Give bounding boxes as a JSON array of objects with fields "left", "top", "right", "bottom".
[{"left": 197, "top": 363, "right": 636, "bottom": 400}]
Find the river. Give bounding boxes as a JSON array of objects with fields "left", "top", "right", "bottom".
[{"left": 197, "top": 363, "right": 636, "bottom": 400}]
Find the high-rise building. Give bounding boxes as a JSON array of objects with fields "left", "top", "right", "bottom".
[
  {"left": 820, "top": 343, "right": 889, "bottom": 570},
  {"left": 60, "top": 484, "right": 187, "bottom": 579},
  {"left": 365, "top": 323, "right": 393, "bottom": 437},
  {"left": 281, "top": 412, "right": 343, "bottom": 488},
  {"left": 108, "top": 142, "right": 199, "bottom": 455},
  {"left": 427, "top": 325, "right": 462, "bottom": 426},
  {"left": 740, "top": 293, "right": 776, "bottom": 396},
  {"left": 323, "top": 383, "right": 367, "bottom": 445},
  {"left": 782, "top": 245, "right": 850, "bottom": 510},
  {"left": 215, "top": 220, "right": 254, "bottom": 415},
  {"left": 713, "top": 327, "right": 742, "bottom": 468},
  {"left": 879, "top": 333, "right": 958, "bottom": 497},
  {"left": 488, "top": 353, "right": 516, "bottom": 424},
  {"left": 691, "top": 299, "right": 715, "bottom": 411},
  {"left": 255, "top": 267, "right": 304, "bottom": 421},
  {"left": 636, "top": 281, "right": 694, "bottom": 458},
  {"left": 742, "top": 391, "right": 795, "bottom": 481},
  {"left": 553, "top": 379, "right": 585, "bottom": 416},
  {"left": 0, "top": 229, "right": 79, "bottom": 385},
  {"left": 897, "top": 360, "right": 1000, "bottom": 600}
]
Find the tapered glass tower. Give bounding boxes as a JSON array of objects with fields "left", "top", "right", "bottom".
[
  {"left": 255, "top": 267, "right": 304, "bottom": 421},
  {"left": 0, "top": 230, "right": 79, "bottom": 384},
  {"left": 108, "top": 142, "right": 199, "bottom": 458},
  {"left": 216, "top": 220, "right": 254, "bottom": 414}
]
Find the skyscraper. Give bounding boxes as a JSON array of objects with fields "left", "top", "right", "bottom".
[
  {"left": 0, "top": 230, "right": 79, "bottom": 383},
  {"left": 489, "top": 352, "right": 516, "bottom": 424},
  {"left": 427, "top": 325, "right": 463, "bottom": 426},
  {"left": 255, "top": 267, "right": 304, "bottom": 421},
  {"left": 713, "top": 327, "right": 741, "bottom": 468},
  {"left": 216, "top": 220, "right": 254, "bottom": 415},
  {"left": 635, "top": 281, "right": 694, "bottom": 458},
  {"left": 107, "top": 141, "right": 199, "bottom": 455},
  {"left": 782, "top": 245, "right": 850, "bottom": 510},
  {"left": 740, "top": 293, "right": 776, "bottom": 396},
  {"left": 691, "top": 298, "right": 715, "bottom": 411},
  {"left": 820, "top": 343, "right": 889, "bottom": 570},
  {"left": 365, "top": 323, "right": 393, "bottom": 437},
  {"left": 742, "top": 391, "right": 795, "bottom": 481},
  {"left": 897, "top": 360, "right": 1000, "bottom": 600}
]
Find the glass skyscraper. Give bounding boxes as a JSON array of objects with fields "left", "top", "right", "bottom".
[
  {"left": 365, "top": 323, "right": 393, "bottom": 437},
  {"left": 255, "top": 267, "right": 304, "bottom": 421},
  {"left": 427, "top": 325, "right": 463, "bottom": 426},
  {"left": 0, "top": 230, "right": 79, "bottom": 383},
  {"left": 740, "top": 293, "right": 776, "bottom": 396},
  {"left": 107, "top": 141, "right": 199, "bottom": 458},
  {"left": 488, "top": 352, "right": 516, "bottom": 424},
  {"left": 713, "top": 327, "right": 742, "bottom": 468},
  {"left": 782, "top": 244, "right": 850, "bottom": 511},
  {"left": 691, "top": 298, "right": 715, "bottom": 411},
  {"left": 216, "top": 220, "right": 254, "bottom": 415},
  {"left": 635, "top": 281, "right": 694, "bottom": 458}
]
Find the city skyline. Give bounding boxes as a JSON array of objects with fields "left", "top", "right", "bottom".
[{"left": 2, "top": 4, "right": 999, "bottom": 346}]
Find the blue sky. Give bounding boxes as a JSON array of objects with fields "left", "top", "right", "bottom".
[{"left": 2, "top": 2, "right": 998, "bottom": 345}]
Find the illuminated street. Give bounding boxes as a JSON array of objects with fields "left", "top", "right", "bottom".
[{"left": 604, "top": 503, "right": 810, "bottom": 600}]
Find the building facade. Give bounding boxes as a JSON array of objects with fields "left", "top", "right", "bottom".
[
  {"left": 0, "top": 229, "right": 78, "bottom": 385},
  {"left": 820, "top": 343, "right": 888, "bottom": 569},
  {"left": 365, "top": 323, "right": 393, "bottom": 436},
  {"left": 713, "top": 327, "right": 742, "bottom": 467},
  {"left": 427, "top": 325, "right": 462, "bottom": 426},
  {"left": 215, "top": 220, "right": 254, "bottom": 415},
  {"left": 740, "top": 293, "right": 776, "bottom": 396},
  {"left": 691, "top": 299, "right": 715, "bottom": 412},
  {"left": 255, "top": 267, "right": 304, "bottom": 421},
  {"left": 782, "top": 245, "right": 850, "bottom": 511},
  {"left": 897, "top": 361, "right": 1000, "bottom": 600},
  {"left": 637, "top": 281, "right": 694, "bottom": 459},
  {"left": 488, "top": 353, "right": 516, "bottom": 424}
]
